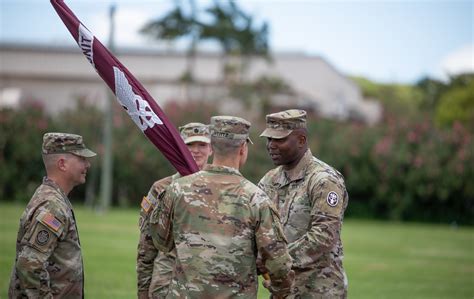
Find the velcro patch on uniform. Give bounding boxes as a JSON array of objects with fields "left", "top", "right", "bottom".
[
  {"left": 36, "top": 229, "right": 51, "bottom": 246},
  {"left": 39, "top": 212, "right": 62, "bottom": 232},
  {"left": 141, "top": 196, "right": 152, "bottom": 213},
  {"left": 326, "top": 191, "right": 339, "bottom": 207}
]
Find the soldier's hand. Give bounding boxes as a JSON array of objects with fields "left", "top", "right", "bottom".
[
  {"left": 263, "top": 270, "right": 295, "bottom": 298},
  {"left": 256, "top": 257, "right": 267, "bottom": 275}
]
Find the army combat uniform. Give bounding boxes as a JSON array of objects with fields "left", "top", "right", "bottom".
[
  {"left": 9, "top": 133, "right": 96, "bottom": 298},
  {"left": 137, "top": 173, "right": 180, "bottom": 298},
  {"left": 150, "top": 116, "right": 294, "bottom": 298},
  {"left": 137, "top": 123, "right": 210, "bottom": 298},
  {"left": 259, "top": 110, "right": 349, "bottom": 298}
]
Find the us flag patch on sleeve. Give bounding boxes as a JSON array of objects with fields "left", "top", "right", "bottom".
[
  {"left": 40, "top": 212, "right": 62, "bottom": 232},
  {"left": 141, "top": 196, "right": 152, "bottom": 213}
]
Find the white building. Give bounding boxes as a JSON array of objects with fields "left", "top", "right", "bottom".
[{"left": 0, "top": 43, "right": 381, "bottom": 124}]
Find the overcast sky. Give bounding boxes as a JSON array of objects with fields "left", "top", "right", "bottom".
[{"left": 0, "top": 0, "right": 472, "bottom": 83}]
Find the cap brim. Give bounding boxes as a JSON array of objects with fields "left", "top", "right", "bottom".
[
  {"left": 184, "top": 136, "right": 211, "bottom": 144},
  {"left": 71, "top": 148, "right": 97, "bottom": 158},
  {"left": 259, "top": 128, "right": 292, "bottom": 139}
]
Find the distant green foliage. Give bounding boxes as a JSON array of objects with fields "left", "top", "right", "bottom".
[
  {"left": 345, "top": 73, "right": 474, "bottom": 223},
  {"left": 0, "top": 103, "right": 52, "bottom": 202},
  {"left": 435, "top": 75, "right": 474, "bottom": 128},
  {"left": 1, "top": 75, "right": 473, "bottom": 223},
  {"left": 351, "top": 76, "right": 424, "bottom": 117},
  {"left": 311, "top": 116, "right": 473, "bottom": 224},
  {"left": 0, "top": 99, "right": 220, "bottom": 209}
]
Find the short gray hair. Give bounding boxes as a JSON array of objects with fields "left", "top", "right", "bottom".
[{"left": 211, "top": 136, "right": 245, "bottom": 156}]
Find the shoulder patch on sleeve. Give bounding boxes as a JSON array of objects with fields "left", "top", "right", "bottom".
[
  {"left": 29, "top": 223, "right": 58, "bottom": 252},
  {"left": 38, "top": 211, "right": 63, "bottom": 233},
  {"left": 36, "top": 229, "right": 51, "bottom": 246},
  {"left": 326, "top": 191, "right": 339, "bottom": 207},
  {"left": 141, "top": 196, "right": 153, "bottom": 213}
]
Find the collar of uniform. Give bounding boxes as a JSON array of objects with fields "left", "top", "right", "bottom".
[
  {"left": 278, "top": 149, "right": 313, "bottom": 185},
  {"left": 203, "top": 164, "right": 243, "bottom": 177},
  {"left": 171, "top": 172, "right": 182, "bottom": 180},
  {"left": 43, "top": 177, "right": 69, "bottom": 199},
  {"left": 42, "top": 176, "right": 74, "bottom": 212}
]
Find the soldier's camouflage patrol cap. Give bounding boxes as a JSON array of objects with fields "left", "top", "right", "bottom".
[
  {"left": 210, "top": 116, "right": 253, "bottom": 144},
  {"left": 179, "top": 122, "right": 211, "bottom": 144},
  {"left": 42, "top": 132, "right": 97, "bottom": 158},
  {"left": 260, "top": 109, "right": 307, "bottom": 139}
]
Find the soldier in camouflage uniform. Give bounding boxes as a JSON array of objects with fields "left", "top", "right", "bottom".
[
  {"left": 137, "top": 123, "right": 213, "bottom": 298},
  {"left": 9, "top": 132, "right": 96, "bottom": 298},
  {"left": 149, "top": 116, "right": 295, "bottom": 298},
  {"left": 258, "top": 109, "right": 349, "bottom": 298}
]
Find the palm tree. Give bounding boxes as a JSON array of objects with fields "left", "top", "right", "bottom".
[
  {"left": 200, "top": 0, "right": 270, "bottom": 83},
  {"left": 140, "top": 0, "right": 201, "bottom": 99},
  {"left": 141, "top": 0, "right": 271, "bottom": 89}
]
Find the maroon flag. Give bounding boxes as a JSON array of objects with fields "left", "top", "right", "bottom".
[{"left": 51, "top": 0, "right": 199, "bottom": 175}]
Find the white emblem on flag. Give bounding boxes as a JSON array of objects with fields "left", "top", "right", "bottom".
[
  {"left": 326, "top": 191, "right": 339, "bottom": 207},
  {"left": 78, "top": 24, "right": 94, "bottom": 67},
  {"left": 113, "top": 67, "right": 163, "bottom": 131}
]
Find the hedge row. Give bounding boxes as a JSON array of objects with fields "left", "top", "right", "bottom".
[{"left": 1, "top": 100, "right": 472, "bottom": 224}]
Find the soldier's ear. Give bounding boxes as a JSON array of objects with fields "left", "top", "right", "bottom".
[
  {"left": 57, "top": 156, "right": 67, "bottom": 171},
  {"left": 298, "top": 134, "right": 307, "bottom": 148},
  {"left": 239, "top": 141, "right": 248, "bottom": 155}
]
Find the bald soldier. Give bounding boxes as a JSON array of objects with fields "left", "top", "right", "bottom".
[
  {"left": 9, "top": 133, "right": 96, "bottom": 298},
  {"left": 137, "top": 123, "right": 213, "bottom": 298},
  {"left": 258, "top": 109, "right": 349, "bottom": 298},
  {"left": 150, "top": 116, "right": 295, "bottom": 298}
]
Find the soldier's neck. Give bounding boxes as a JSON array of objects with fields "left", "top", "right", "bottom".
[
  {"left": 46, "top": 174, "right": 73, "bottom": 195},
  {"left": 212, "top": 156, "right": 240, "bottom": 171},
  {"left": 282, "top": 147, "right": 308, "bottom": 171}
]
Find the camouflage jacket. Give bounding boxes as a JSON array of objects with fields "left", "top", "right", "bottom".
[
  {"left": 150, "top": 164, "right": 293, "bottom": 298},
  {"left": 259, "top": 149, "right": 349, "bottom": 298},
  {"left": 137, "top": 173, "right": 180, "bottom": 299},
  {"left": 9, "top": 177, "right": 83, "bottom": 299}
]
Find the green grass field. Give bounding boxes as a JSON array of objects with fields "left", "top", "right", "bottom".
[{"left": 1, "top": 202, "right": 473, "bottom": 298}]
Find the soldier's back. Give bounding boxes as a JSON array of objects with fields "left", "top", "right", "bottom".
[{"left": 168, "top": 165, "right": 262, "bottom": 297}]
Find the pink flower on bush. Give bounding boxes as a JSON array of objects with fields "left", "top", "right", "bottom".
[
  {"left": 374, "top": 136, "right": 393, "bottom": 156},
  {"left": 350, "top": 145, "right": 359, "bottom": 157},
  {"left": 36, "top": 119, "right": 48, "bottom": 130},
  {"left": 407, "top": 131, "right": 418, "bottom": 143},
  {"left": 413, "top": 156, "right": 423, "bottom": 168},
  {"left": 457, "top": 148, "right": 466, "bottom": 161}
]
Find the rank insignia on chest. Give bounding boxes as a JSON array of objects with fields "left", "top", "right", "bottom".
[
  {"left": 141, "top": 196, "right": 152, "bottom": 213},
  {"left": 40, "top": 212, "right": 62, "bottom": 232}
]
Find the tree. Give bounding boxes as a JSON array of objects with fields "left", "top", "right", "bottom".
[
  {"left": 416, "top": 77, "right": 447, "bottom": 111},
  {"left": 200, "top": 0, "right": 270, "bottom": 82},
  {"left": 141, "top": 0, "right": 270, "bottom": 85},
  {"left": 435, "top": 76, "right": 474, "bottom": 128},
  {"left": 141, "top": 0, "right": 201, "bottom": 99}
]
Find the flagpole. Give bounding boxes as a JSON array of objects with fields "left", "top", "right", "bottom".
[{"left": 99, "top": 3, "right": 116, "bottom": 213}]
